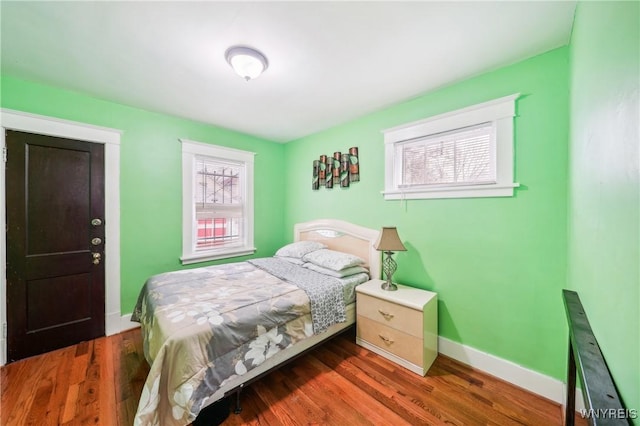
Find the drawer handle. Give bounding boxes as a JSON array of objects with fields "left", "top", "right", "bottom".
[
  {"left": 378, "top": 334, "right": 394, "bottom": 345},
  {"left": 378, "top": 309, "right": 394, "bottom": 320}
]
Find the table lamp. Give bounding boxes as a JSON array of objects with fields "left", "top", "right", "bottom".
[{"left": 374, "top": 227, "right": 407, "bottom": 291}]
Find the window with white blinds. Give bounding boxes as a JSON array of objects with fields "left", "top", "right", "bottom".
[
  {"left": 383, "top": 94, "right": 520, "bottom": 200},
  {"left": 181, "top": 139, "right": 255, "bottom": 264},
  {"left": 398, "top": 123, "right": 495, "bottom": 187}
]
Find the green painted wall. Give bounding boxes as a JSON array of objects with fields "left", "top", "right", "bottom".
[
  {"left": 568, "top": 1, "right": 639, "bottom": 415},
  {"left": 4, "top": 3, "right": 636, "bottom": 407},
  {"left": 283, "top": 48, "right": 570, "bottom": 379},
  {"left": 1, "top": 75, "right": 286, "bottom": 313}
]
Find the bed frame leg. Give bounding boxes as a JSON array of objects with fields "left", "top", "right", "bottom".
[{"left": 234, "top": 385, "right": 243, "bottom": 414}]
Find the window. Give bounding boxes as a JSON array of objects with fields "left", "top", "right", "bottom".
[
  {"left": 382, "top": 94, "right": 520, "bottom": 200},
  {"left": 181, "top": 139, "right": 255, "bottom": 264}
]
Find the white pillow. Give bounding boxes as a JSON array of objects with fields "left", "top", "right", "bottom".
[
  {"left": 275, "top": 240, "right": 326, "bottom": 259},
  {"left": 302, "top": 248, "right": 365, "bottom": 271},
  {"left": 304, "top": 262, "right": 369, "bottom": 278},
  {"left": 277, "top": 256, "right": 305, "bottom": 265}
]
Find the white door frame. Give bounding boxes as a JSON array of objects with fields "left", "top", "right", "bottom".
[{"left": 0, "top": 109, "right": 122, "bottom": 365}]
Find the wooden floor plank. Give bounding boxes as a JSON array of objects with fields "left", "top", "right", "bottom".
[
  {"left": 1, "top": 352, "right": 28, "bottom": 423},
  {"left": 320, "top": 338, "right": 474, "bottom": 425},
  {"left": 2, "top": 350, "right": 52, "bottom": 425},
  {"left": 46, "top": 346, "right": 76, "bottom": 426},
  {"left": 73, "top": 339, "right": 101, "bottom": 425},
  {"left": 0, "top": 327, "right": 588, "bottom": 426},
  {"left": 24, "top": 350, "right": 58, "bottom": 425},
  {"left": 99, "top": 336, "right": 118, "bottom": 426},
  {"left": 298, "top": 353, "right": 411, "bottom": 426},
  {"left": 251, "top": 370, "right": 320, "bottom": 426},
  {"left": 323, "top": 337, "right": 472, "bottom": 425},
  {"left": 60, "top": 384, "right": 80, "bottom": 424}
]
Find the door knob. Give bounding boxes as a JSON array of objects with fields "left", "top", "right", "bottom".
[
  {"left": 92, "top": 252, "right": 101, "bottom": 265},
  {"left": 91, "top": 218, "right": 103, "bottom": 226}
]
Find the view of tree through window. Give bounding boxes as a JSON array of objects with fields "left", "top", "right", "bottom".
[
  {"left": 383, "top": 94, "right": 517, "bottom": 200},
  {"left": 400, "top": 123, "right": 494, "bottom": 186},
  {"left": 195, "top": 157, "right": 243, "bottom": 249}
]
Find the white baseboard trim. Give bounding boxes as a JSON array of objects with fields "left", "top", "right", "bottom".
[
  {"left": 438, "top": 336, "right": 585, "bottom": 412},
  {"left": 106, "top": 311, "right": 123, "bottom": 336},
  {"left": 0, "top": 336, "right": 5, "bottom": 366},
  {"left": 120, "top": 313, "right": 141, "bottom": 332}
]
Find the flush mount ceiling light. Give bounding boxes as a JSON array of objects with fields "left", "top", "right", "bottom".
[{"left": 225, "top": 46, "right": 269, "bottom": 81}]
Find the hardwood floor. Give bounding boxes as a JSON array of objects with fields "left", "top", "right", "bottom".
[{"left": 1, "top": 327, "right": 585, "bottom": 425}]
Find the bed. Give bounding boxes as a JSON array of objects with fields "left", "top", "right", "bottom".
[{"left": 131, "top": 219, "right": 381, "bottom": 426}]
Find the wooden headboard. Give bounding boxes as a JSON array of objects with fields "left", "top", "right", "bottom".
[{"left": 294, "top": 219, "right": 381, "bottom": 280}]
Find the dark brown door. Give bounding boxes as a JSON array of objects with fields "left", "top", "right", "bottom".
[{"left": 5, "top": 130, "right": 105, "bottom": 362}]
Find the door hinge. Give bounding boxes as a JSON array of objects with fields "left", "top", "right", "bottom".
[
  {"left": 2, "top": 146, "right": 6, "bottom": 163},
  {"left": 2, "top": 323, "right": 6, "bottom": 339}
]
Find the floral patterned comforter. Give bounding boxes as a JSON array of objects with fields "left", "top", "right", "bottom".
[{"left": 131, "top": 259, "right": 359, "bottom": 426}]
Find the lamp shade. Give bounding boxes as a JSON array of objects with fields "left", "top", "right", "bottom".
[
  {"left": 225, "top": 46, "right": 268, "bottom": 81},
  {"left": 374, "top": 227, "right": 407, "bottom": 252}
]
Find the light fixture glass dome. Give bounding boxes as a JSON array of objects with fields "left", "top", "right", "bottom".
[{"left": 225, "top": 46, "right": 268, "bottom": 81}]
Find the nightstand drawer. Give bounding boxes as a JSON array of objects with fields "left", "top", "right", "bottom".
[
  {"left": 357, "top": 293, "right": 422, "bottom": 338},
  {"left": 356, "top": 315, "right": 423, "bottom": 366}
]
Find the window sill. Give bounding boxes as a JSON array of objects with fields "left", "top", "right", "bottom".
[
  {"left": 180, "top": 247, "right": 257, "bottom": 265},
  {"left": 382, "top": 183, "right": 520, "bottom": 200}
]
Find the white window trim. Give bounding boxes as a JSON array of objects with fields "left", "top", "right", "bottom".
[
  {"left": 382, "top": 94, "right": 520, "bottom": 200},
  {"left": 180, "top": 139, "right": 256, "bottom": 264}
]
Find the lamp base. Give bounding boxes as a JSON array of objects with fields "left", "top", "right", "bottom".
[{"left": 381, "top": 281, "right": 398, "bottom": 291}]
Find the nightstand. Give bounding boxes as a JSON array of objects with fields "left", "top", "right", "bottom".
[{"left": 355, "top": 279, "right": 438, "bottom": 376}]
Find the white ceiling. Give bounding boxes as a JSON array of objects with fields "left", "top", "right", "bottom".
[{"left": 1, "top": 1, "right": 576, "bottom": 143}]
